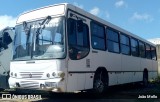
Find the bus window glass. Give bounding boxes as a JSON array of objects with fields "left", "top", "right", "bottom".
[
  {"left": 68, "top": 18, "right": 89, "bottom": 60},
  {"left": 91, "top": 22, "right": 105, "bottom": 50},
  {"left": 120, "top": 34, "right": 130, "bottom": 55},
  {"left": 92, "top": 36, "right": 105, "bottom": 50},
  {"left": 151, "top": 47, "right": 157, "bottom": 60},
  {"left": 68, "top": 19, "right": 76, "bottom": 45},
  {"left": 107, "top": 28, "right": 119, "bottom": 53},
  {"left": 131, "top": 38, "right": 138, "bottom": 57},
  {"left": 139, "top": 41, "right": 146, "bottom": 58},
  {"left": 108, "top": 40, "right": 119, "bottom": 53},
  {"left": 146, "top": 44, "right": 151, "bottom": 59},
  {"left": 91, "top": 23, "right": 104, "bottom": 38},
  {"left": 107, "top": 29, "right": 119, "bottom": 42}
]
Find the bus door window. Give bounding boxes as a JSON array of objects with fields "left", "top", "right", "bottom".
[{"left": 68, "top": 18, "right": 89, "bottom": 60}]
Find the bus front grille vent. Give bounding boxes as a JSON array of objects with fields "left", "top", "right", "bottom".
[
  {"left": 19, "top": 81, "right": 39, "bottom": 89},
  {"left": 20, "top": 72, "right": 44, "bottom": 79}
]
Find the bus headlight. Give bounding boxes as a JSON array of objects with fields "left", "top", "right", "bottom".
[
  {"left": 14, "top": 73, "right": 17, "bottom": 77},
  {"left": 57, "top": 72, "right": 65, "bottom": 78},
  {"left": 50, "top": 72, "right": 65, "bottom": 78},
  {"left": 10, "top": 72, "right": 13, "bottom": 77},
  {"left": 52, "top": 72, "right": 56, "bottom": 77},
  {"left": 46, "top": 73, "right": 50, "bottom": 78}
]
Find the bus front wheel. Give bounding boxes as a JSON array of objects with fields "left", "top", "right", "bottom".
[{"left": 93, "top": 70, "right": 108, "bottom": 93}]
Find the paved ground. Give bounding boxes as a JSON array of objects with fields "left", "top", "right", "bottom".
[{"left": 0, "top": 82, "right": 160, "bottom": 102}]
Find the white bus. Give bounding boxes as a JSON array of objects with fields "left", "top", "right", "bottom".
[
  {"left": 0, "top": 27, "right": 14, "bottom": 90},
  {"left": 9, "top": 3, "right": 158, "bottom": 93}
]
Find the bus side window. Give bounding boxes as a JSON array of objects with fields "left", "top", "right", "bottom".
[
  {"left": 120, "top": 34, "right": 130, "bottom": 55},
  {"left": 68, "top": 18, "right": 89, "bottom": 60},
  {"left": 139, "top": 41, "right": 146, "bottom": 58},
  {"left": 106, "top": 28, "right": 119, "bottom": 53},
  {"left": 151, "top": 46, "right": 157, "bottom": 60},
  {"left": 91, "top": 22, "right": 105, "bottom": 50},
  {"left": 146, "top": 44, "right": 151, "bottom": 59},
  {"left": 131, "top": 38, "right": 139, "bottom": 57}
]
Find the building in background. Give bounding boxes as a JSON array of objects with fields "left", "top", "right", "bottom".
[{"left": 149, "top": 38, "right": 160, "bottom": 76}]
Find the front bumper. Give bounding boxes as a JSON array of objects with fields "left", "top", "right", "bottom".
[{"left": 8, "top": 77, "right": 66, "bottom": 92}]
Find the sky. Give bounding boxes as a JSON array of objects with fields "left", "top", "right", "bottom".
[{"left": 0, "top": 0, "right": 160, "bottom": 40}]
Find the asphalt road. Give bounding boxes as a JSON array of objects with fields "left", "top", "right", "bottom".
[{"left": 0, "top": 82, "right": 160, "bottom": 102}]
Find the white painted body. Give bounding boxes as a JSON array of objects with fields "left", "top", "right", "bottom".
[{"left": 9, "top": 3, "right": 158, "bottom": 92}]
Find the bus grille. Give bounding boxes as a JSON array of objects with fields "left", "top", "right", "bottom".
[
  {"left": 20, "top": 72, "right": 44, "bottom": 79},
  {"left": 19, "top": 81, "right": 39, "bottom": 89}
]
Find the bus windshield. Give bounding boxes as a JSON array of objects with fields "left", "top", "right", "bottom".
[{"left": 13, "top": 17, "right": 65, "bottom": 60}]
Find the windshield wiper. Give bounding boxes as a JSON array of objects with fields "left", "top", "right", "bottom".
[
  {"left": 36, "top": 16, "right": 52, "bottom": 35},
  {"left": 31, "top": 16, "right": 52, "bottom": 58}
]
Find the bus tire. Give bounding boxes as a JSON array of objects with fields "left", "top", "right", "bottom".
[
  {"left": 143, "top": 70, "right": 148, "bottom": 87},
  {"left": 93, "top": 69, "right": 108, "bottom": 93}
]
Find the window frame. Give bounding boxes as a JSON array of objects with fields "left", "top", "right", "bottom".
[
  {"left": 106, "top": 27, "right": 120, "bottom": 53},
  {"left": 67, "top": 18, "right": 90, "bottom": 60},
  {"left": 151, "top": 46, "right": 157, "bottom": 60},
  {"left": 139, "top": 41, "right": 146, "bottom": 58},
  {"left": 91, "top": 21, "right": 106, "bottom": 51},
  {"left": 130, "top": 38, "right": 139, "bottom": 57},
  {"left": 145, "top": 44, "right": 152, "bottom": 59},
  {"left": 120, "top": 33, "right": 131, "bottom": 55}
]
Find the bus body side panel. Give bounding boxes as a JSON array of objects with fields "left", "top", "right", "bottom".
[
  {"left": 152, "top": 60, "right": 158, "bottom": 79},
  {"left": 121, "top": 55, "right": 142, "bottom": 83},
  {"left": 141, "top": 59, "right": 153, "bottom": 80},
  {"left": 103, "top": 52, "right": 121, "bottom": 86}
]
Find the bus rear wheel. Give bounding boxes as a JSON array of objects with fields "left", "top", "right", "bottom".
[
  {"left": 143, "top": 71, "right": 148, "bottom": 87},
  {"left": 93, "top": 70, "right": 108, "bottom": 93}
]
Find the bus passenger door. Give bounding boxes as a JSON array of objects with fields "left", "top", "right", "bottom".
[{"left": 66, "top": 16, "right": 91, "bottom": 92}]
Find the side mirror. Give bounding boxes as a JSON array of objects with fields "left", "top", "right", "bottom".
[{"left": 77, "top": 20, "right": 83, "bottom": 32}]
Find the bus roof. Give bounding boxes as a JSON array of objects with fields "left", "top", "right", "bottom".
[
  {"left": 16, "top": 3, "right": 68, "bottom": 24},
  {"left": 16, "top": 3, "right": 155, "bottom": 46}
]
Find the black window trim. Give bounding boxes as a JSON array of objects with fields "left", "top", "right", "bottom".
[
  {"left": 68, "top": 18, "right": 90, "bottom": 48},
  {"left": 106, "top": 27, "right": 120, "bottom": 54},
  {"left": 150, "top": 46, "right": 157, "bottom": 60},
  {"left": 120, "top": 33, "right": 131, "bottom": 55},
  {"left": 67, "top": 17, "right": 90, "bottom": 60},
  {"left": 130, "top": 37, "right": 139, "bottom": 57},
  {"left": 145, "top": 43, "right": 152, "bottom": 59},
  {"left": 138, "top": 40, "right": 146, "bottom": 58},
  {"left": 91, "top": 21, "right": 106, "bottom": 51}
]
